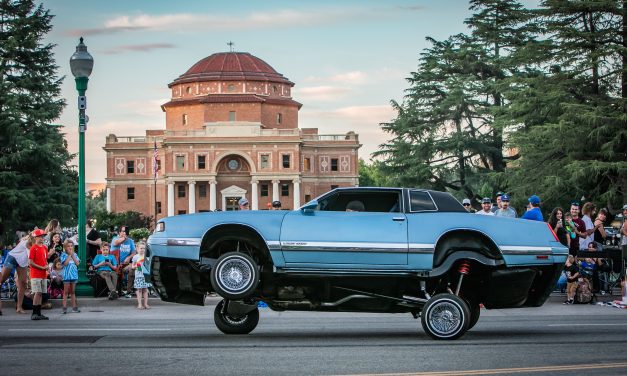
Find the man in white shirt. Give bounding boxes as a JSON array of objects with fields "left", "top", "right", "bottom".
[{"left": 476, "top": 198, "right": 495, "bottom": 216}]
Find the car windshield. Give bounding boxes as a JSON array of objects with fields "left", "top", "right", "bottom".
[{"left": 317, "top": 190, "right": 401, "bottom": 212}]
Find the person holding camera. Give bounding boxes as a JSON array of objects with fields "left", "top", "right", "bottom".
[{"left": 92, "top": 242, "right": 119, "bottom": 300}]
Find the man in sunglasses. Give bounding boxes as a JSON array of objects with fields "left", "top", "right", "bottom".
[{"left": 462, "top": 198, "right": 475, "bottom": 213}]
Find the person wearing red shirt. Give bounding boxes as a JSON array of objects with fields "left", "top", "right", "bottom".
[
  {"left": 568, "top": 203, "right": 587, "bottom": 257},
  {"left": 29, "top": 229, "right": 49, "bottom": 320}
]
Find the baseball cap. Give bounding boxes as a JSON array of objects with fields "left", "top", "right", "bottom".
[
  {"left": 31, "top": 229, "right": 46, "bottom": 237},
  {"left": 528, "top": 195, "right": 541, "bottom": 205},
  {"left": 622, "top": 204, "right": 627, "bottom": 210},
  {"left": 272, "top": 200, "right": 281, "bottom": 208},
  {"left": 495, "top": 191, "right": 505, "bottom": 198},
  {"left": 571, "top": 200, "right": 581, "bottom": 207},
  {"left": 501, "top": 194, "right": 510, "bottom": 202},
  {"left": 462, "top": 198, "right": 471, "bottom": 205},
  {"left": 238, "top": 197, "right": 249, "bottom": 206},
  {"left": 481, "top": 197, "right": 491, "bottom": 204}
]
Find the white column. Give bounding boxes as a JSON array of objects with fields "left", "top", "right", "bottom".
[
  {"left": 272, "top": 179, "right": 280, "bottom": 202},
  {"left": 167, "top": 182, "right": 175, "bottom": 217},
  {"left": 251, "top": 179, "right": 259, "bottom": 210},
  {"left": 106, "top": 187, "right": 112, "bottom": 212},
  {"left": 293, "top": 179, "right": 301, "bottom": 209},
  {"left": 188, "top": 181, "right": 196, "bottom": 214},
  {"left": 209, "top": 179, "right": 217, "bottom": 211}
]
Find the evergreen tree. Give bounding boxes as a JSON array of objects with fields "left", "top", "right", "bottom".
[{"left": 0, "top": 0, "right": 76, "bottom": 243}]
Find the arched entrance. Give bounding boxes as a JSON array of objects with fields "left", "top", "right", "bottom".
[{"left": 215, "top": 154, "right": 252, "bottom": 211}]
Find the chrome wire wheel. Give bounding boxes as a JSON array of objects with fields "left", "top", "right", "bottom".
[
  {"left": 421, "top": 293, "right": 470, "bottom": 340},
  {"left": 211, "top": 252, "right": 259, "bottom": 300}
]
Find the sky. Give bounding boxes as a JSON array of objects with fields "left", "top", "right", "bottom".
[{"left": 44, "top": 0, "right": 538, "bottom": 183}]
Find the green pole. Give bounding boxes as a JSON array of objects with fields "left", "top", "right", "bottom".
[{"left": 75, "top": 76, "right": 92, "bottom": 296}]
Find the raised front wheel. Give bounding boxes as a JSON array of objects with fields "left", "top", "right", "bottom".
[
  {"left": 213, "top": 300, "right": 259, "bottom": 335},
  {"left": 420, "top": 293, "right": 470, "bottom": 340},
  {"left": 210, "top": 252, "right": 259, "bottom": 300}
]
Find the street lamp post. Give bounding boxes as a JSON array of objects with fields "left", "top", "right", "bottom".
[{"left": 70, "top": 37, "right": 94, "bottom": 295}]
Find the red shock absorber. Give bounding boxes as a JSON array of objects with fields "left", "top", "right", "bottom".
[{"left": 455, "top": 261, "right": 471, "bottom": 296}]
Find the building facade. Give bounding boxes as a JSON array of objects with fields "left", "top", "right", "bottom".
[{"left": 104, "top": 52, "right": 360, "bottom": 219}]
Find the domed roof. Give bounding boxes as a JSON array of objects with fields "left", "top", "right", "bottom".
[{"left": 170, "top": 52, "right": 293, "bottom": 87}]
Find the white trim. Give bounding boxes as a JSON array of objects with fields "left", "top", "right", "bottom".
[
  {"left": 500, "top": 246, "right": 553, "bottom": 252},
  {"left": 281, "top": 241, "right": 407, "bottom": 249}
]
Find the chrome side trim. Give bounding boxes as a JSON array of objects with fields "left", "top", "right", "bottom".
[
  {"left": 166, "top": 238, "right": 201, "bottom": 246},
  {"left": 281, "top": 268, "right": 419, "bottom": 276},
  {"left": 408, "top": 243, "right": 435, "bottom": 253},
  {"left": 280, "top": 241, "right": 407, "bottom": 253},
  {"left": 266, "top": 240, "right": 281, "bottom": 248},
  {"left": 501, "top": 246, "right": 553, "bottom": 254}
]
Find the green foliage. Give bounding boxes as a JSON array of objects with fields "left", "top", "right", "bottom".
[
  {"left": 129, "top": 228, "right": 151, "bottom": 242},
  {"left": 92, "top": 210, "right": 153, "bottom": 235},
  {"left": 358, "top": 159, "right": 394, "bottom": 187},
  {"left": 0, "top": 1, "right": 76, "bottom": 243}
]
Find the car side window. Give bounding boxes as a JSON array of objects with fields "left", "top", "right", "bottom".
[
  {"left": 409, "top": 191, "right": 437, "bottom": 212},
  {"left": 318, "top": 191, "right": 401, "bottom": 212}
]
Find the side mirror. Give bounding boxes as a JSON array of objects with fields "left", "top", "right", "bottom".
[{"left": 301, "top": 199, "right": 318, "bottom": 214}]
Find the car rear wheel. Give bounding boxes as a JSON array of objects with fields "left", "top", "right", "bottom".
[
  {"left": 421, "top": 293, "right": 470, "bottom": 340},
  {"left": 210, "top": 252, "right": 259, "bottom": 300},
  {"left": 467, "top": 301, "right": 480, "bottom": 330},
  {"left": 213, "top": 300, "right": 259, "bottom": 334}
]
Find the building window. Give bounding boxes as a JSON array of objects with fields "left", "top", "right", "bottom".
[
  {"left": 182, "top": 114, "right": 188, "bottom": 126},
  {"left": 229, "top": 111, "right": 236, "bottom": 121},
  {"left": 331, "top": 185, "right": 339, "bottom": 190},
  {"left": 197, "top": 155, "right": 206, "bottom": 169},
  {"left": 281, "top": 183, "right": 289, "bottom": 197},
  {"left": 261, "top": 184, "right": 269, "bottom": 197},
  {"left": 198, "top": 184, "right": 207, "bottom": 198},
  {"left": 176, "top": 155, "right": 185, "bottom": 170},
  {"left": 260, "top": 154, "right": 269, "bottom": 169},
  {"left": 178, "top": 210, "right": 187, "bottom": 215},
  {"left": 277, "top": 113, "right": 282, "bottom": 124},
  {"left": 331, "top": 158, "right": 338, "bottom": 171},
  {"left": 273, "top": 85, "right": 278, "bottom": 93},
  {"left": 127, "top": 160, "right": 134, "bottom": 174},
  {"left": 305, "top": 194, "right": 311, "bottom": 202},
  {"left": 227, "top": 84, "right": 235, "bottom": 92},
  {"left": 282, "top": 154, "right": 290, "bottom": 168},
  {"left": 186, "top": 86, "right": 191, "bottom": 94},
  {"left": 127, "top": 187, "right": 135, "bottom": 200},
  {"left": 303, "top": 157, "right": 310, "bottom": 171},
  {"left": 156, "top": 201, "right": 162, "bottom": 214},
  {"left": 177, "top": 184, "right": 186, "bottom": 198},
  {"left": 156, "top": 159, "right": 162, "bottom": 172}
]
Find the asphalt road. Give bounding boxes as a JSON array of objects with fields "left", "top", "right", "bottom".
[{"left": 0, "top": 296, "right": 626, "bottom": 376}]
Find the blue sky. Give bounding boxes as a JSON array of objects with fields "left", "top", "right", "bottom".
[{"left": 45, "top": 0, "right": 538, "bottom": 182}]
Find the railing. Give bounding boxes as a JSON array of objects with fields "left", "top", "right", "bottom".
[
  {"left": 107, "top": 130, "right": 358, "bottom": 143},
  {"left": 302, "top": 134, "right": 358, "bottom": 141}
]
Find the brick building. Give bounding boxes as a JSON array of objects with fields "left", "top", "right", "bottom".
[{"left": 104, "top": 51, "right": 360, "bottom": 218}]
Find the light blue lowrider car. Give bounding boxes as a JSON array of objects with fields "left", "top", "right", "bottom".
[{"left": 146, "top": 187, "right": 567, "bottom": 339}]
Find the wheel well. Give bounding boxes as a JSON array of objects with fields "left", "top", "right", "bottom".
[
  {"left": 433, "top": 230, "right": 502, "bottom": 269},
  {"left": 200, "top": 224, "right": 273, "bottom": 266}
]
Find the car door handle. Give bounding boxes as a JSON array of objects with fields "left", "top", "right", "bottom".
[{"left": 392, "top": 217, "right": 406, "bottom": 221}]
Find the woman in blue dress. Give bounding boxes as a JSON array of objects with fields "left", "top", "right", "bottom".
[{"left": 60, "top": 240, "right": 81, "bottom": 314}]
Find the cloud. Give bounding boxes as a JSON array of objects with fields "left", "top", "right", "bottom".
[
  {"left": 118, "top": 99, "right": 169, "bottom": 117},
  {"left": 329, "top": 71, "right": 367, "bottom": 85},
  {"left": 294, "top": 86, "right": 350, "bottom": 101},
  {"left": 65, "top": 5, "right": 425, "bottom": 36},
  {"left": 100, "top": 43, "right": 176, "bottom": 55}
]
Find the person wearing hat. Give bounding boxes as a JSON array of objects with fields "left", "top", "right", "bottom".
[
  {"left": 491, "top": 191, "right": 505, "bottom": 213},
  {"left": 621, "top": 204, "right": 627, "bottom": 258},
  {"left": 29, "top": 229, "right": 50, "bottom": 320},
  {"left": 271, "top": 200, "right": 282, "bottom": 210},
  {"left": 476, "top": 198, "right": 494, "bottom": 215},
  {"left": 238, "top": 197, "right": 250, "bottom": 210},
  {"left": 461, "top": 198, "right": 475, "bottom": 213},
  {"left": 521, "top": 195, "right": 543, "bottom": 221},
  {"left": 494, "top": 194, "right": 517, "bottom": 218}
]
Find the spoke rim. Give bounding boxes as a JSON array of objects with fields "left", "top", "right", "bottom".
[
  {"left": 428, "top": 301, "right": 462, "bottom": 336},
  {"left": 218, "top": 257, "right": 253, "bottom": 293}
]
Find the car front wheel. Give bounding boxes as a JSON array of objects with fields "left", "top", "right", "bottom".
[
  {"left": 213, "top": 300, "right": 260, "bottom": 335},
  {"left": 421, "top": 293, "right": 470, "bottom": 340},
  {"left": 210, "top": 252, "right": 259, "bottom": 300}
]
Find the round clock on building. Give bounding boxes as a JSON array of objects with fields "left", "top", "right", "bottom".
[{"left": 227, "top": 159, "right": 239, "bottom": 170}]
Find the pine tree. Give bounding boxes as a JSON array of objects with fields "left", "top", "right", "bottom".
[{"left": 0, "top": 0, "right": 76, "bottom": 243}]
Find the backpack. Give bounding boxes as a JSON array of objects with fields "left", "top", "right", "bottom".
[{"left": 575, "top": 279, "right": 593, "bottom": 304}]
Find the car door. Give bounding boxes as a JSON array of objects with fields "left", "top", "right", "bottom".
[{"left": 280, "top": 189, "right": 408, "bottom": 269}]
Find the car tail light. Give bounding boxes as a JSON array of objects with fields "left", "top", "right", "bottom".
[
  {"left": 547, "top": 223, "right": 559, "bottom": 241},
  {"left": 536, "top": 255, "right": 549, "bottom": 259}
]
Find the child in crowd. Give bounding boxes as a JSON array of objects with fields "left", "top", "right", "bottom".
[
  {"left": 47, "top": 232, "right": 63, "bottom": 264},
  {"left": 28, "top": 229, "right": 49, "bottom": 320},
  {"left": 60, "top": 239, "right": 80, "bottom": 313},
  {"left": 48, "top": 259, "right": 64, "bottom": 299},
  {"left": 564, "top": 255, "right": 579, "bottom": 305},
  {"left": 132, "top": 242, "right": 151, "bottom": 309}
]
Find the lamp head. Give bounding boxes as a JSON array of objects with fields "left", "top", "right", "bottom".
[{"left": 70, "top": 37, "right": 94, "bottom": 78}]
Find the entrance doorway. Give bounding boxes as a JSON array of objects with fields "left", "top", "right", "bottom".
[{"left": 225, "top": 197, "right": 240, "bottom": 211}]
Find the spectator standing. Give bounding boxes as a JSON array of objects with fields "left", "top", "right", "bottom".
[
  {"left": 0, "top": 234, "right": 32, "bottom": 315},
  {"left": 567, "top": 203, "right": 587, "bottom": 256},
  {"left": 494, "top": 194, "right": 517, "bottom": 218},
  {"left": 43, "top": 219, "right": 62, "bottom": 247},
  {"left": 238, "top": 197, "right": 250, "bottom": 210},
  {"left": 564, "top": 255, "right": 579, "bottom": 304},
  {"left": 85, "top": 219, "right": 101, "bottom": 263},
  {"left": 548, "top": 207, "right": 568, "bottom": 247},
  {"left": 579, "top": 202, "right": 597, "bottom": 250},
  {"left": 622, "top": 204, "right": 627, "bottom": 261},
  {"left": 132, "top": 242, "right": 152, "bottom": 309},
  {"left": 47, "top": 232, "right": 63, "bottom": 264},
  {"left": 28, "top": 229, "right": 49, "bottom": 320},
  {"left": 60, "top": 239, "right": 80, "bottom": 313},
  {"left": 92, "top": 242, "right": 119, "bottom": 300},
  {"left": 521, "top": 195, "right": 543, "bottom": 221},
  {"left": 491, "top": 192, "right": 505, "bottom": 213},
  {"left": 462, "top": 198, "right": 475, "bottom": 213},
  {"left": 593, "top": 208, "right": 607, "bottom": 247},
  {"left": 271, "top": 200, "right": 282, "bottom": 210},
  {"left": 476, "top": 198, "right": 494, "bottom": 215},
  {"left": 111, "top": 225, "right": 136, "bottom": 296}
]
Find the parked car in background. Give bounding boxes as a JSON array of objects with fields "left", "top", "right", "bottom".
[{"left": 146, "top": 187, "right": 567, "bottom": 340}]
